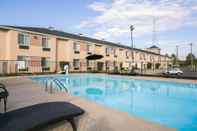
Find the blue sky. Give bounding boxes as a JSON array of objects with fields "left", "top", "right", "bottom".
[{"left": 1, "top": 0, "right": 197, "bottom": 59}]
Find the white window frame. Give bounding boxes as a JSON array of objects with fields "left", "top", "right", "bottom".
[
  {"left": 113, "top": 48, "right": 117, "bottom": 57},
  {"left": 126, "top": 51, "right": 129, "bottom": 58},
  {"left": 41, "top": 57, "right": 50, "bottom": 68},
  {"left": 42, "top": 37, "right": 49, "bottom": 48},
  {"left": 87, "top": 44, "right": 92, "bottom": 54},
  {"left": 18, "top": 33, "right": 30, "bottom": 46},
  {"left": 106, "top": 47, "right": 110, "bottom": 56},
  {"left": 106, "top": 61, "right": 110, "bottom": 69},
  {"left": 87, "top": 60, "right": 91, "bottom": 67},
  {"left": 17, "top": 56, "right": 29, "bottom": 70},
  {"left": 73, "top": 59, "right": 80, "bottom": 69},
  {"left": 73, "top": 42, "right": 80, "bottom": 52}
]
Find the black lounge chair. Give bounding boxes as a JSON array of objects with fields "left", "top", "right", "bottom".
[
  {"left": 0, "top": 102, "right": 84, "bottom": 131},
  {"left": 0, "top": 83, "right": 9, "bottom": 112},
  {"left": 0, "top": 83, "right": 84, "bottom": 131}
]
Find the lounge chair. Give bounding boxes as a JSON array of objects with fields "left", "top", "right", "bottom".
[
  {"left": 0, "top": 83, "right": 9, "bottom": 112},
  {"left": 0, "top": 83, "right": 85, "bottom": 131}
]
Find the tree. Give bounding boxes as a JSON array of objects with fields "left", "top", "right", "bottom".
[
  {"left": 59, "top": 61, "right": 69, "bottom": 71},
  {"left": 165, "top": 53, "right": 169, "bottom": 57},
  {"left": 185, "top": 53, "right": 195, "bottom": 66},
  {"left": 171, "top": 54, "right": 177, "bottom": 65}
]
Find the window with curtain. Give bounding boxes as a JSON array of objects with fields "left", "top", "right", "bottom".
[
  {"left": 42, "top": 37, "right": 49, "bottom": 48},
  {"left": 73, "top": 42, "right": 80, "bottom": 53},
  {"left": 18, "top": 33, "right": 30, "bottom": 47},
  {"left": 87, "top": 44, "right": 92, "bottom": 54},
  {"left": 73, "top": 59, "right": 80, "bottom": 69},
  {"left": 41, "top": 57, "right": 50, "bottom": 68}
]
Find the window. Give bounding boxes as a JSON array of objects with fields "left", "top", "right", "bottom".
[
  {"left": 73, "top": 59, "right": 80, "bottom": 69},
  {"left": 73, "top": 42, "right": 80, "bottom": 53},
  {"left": 41, "top": 57, "right": 50, "bottom": 71},
  {"left": 18, "top": 33, "right": 30, "bottom": 48},
  {"left": 33, "top": 36, "right": 38, "bottom": 39},
  {"left": 41, "top": 57, "right": 49, "bottom": 67},
  {"left": 105, "top": 61, "right": 110, "bottom": 70},
  {"left": 126, "top": 51, "right": 129, "bottom": 58},
  {"left": 17, "top": 56, "right": 29, "bottom": 71},
  {"left": 143, "top": 54, "right": 146, "bottom": 60},
  {"left": 113, "top": 49, "right": 117, "bottom": 57},
  {"left": 87, "top": 60, "right": 92, "bottom": 71},
  {"left": 106, "top": 48, "right": 110, "bottom": 56},
  {"left": 158, "top": 57, "right": 161, "bottom": 62},
  {"left": 140, "top": 53, "right": 143, "bottom": 60},
  {"left": 42, "top": 37, "right": 50, "bottom": 51},
  {"left": 87, "top": 60, "right": 91, "bottom": 67},
  {"left": 150, "top": 56, "right": 152, "bottom": 61},
  {"left": 87, "top": 44, "right": 92, "bottom": 54},
  {"left": 95, "top": 44, "right": 102, "bottom": 47}
]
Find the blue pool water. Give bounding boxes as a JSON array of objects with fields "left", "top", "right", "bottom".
[{"left": 31, "top": 74, "right": 197, "bottom": 131}]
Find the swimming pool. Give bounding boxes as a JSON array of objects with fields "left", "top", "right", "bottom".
[{"left": 31, "top": 74, "right": 197, "bottom": 131}]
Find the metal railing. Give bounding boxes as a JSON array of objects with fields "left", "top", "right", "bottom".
[
  {"left": 0, "top": 60, "right": 196, "bottom": 78},
  {"left": 44, "top": 78, "right": 68, "bottom": 93},
  {"left": 53, "top": 79, "right": 68, "bottom": 92}
]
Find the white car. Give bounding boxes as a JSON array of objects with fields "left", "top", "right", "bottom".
[{"left": 164, "top": 68, "right": 183, "bottom": 75}]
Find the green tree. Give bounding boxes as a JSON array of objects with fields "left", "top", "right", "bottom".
[
  {"left": 185, "top": 53, "right": 195, "bottom": 66},
  {"left": 165, "top": 53, "right": 169, "bottom": 57},
  {"left": 171, "top": 54, "right": 177, "bottom": 65}
]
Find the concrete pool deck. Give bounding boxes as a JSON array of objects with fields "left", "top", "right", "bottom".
[{"left": 0, "top": 76, "right": 177, "bottom": 131}]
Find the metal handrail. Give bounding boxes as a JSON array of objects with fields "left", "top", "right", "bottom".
[{"left": 53, "top": 79, "right": 69, "bottom": 92}]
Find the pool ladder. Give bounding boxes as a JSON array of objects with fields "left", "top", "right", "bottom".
[{"left": 44, "top": 79, "right": 69, "bottom": 93}]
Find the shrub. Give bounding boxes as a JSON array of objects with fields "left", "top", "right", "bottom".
[
  {"left": 147, "top": 62, "right": 152, "bottom": 69},
  {"left": 155, "top": 63, "right": 160, "bottom": 69},
  {"left": 59, "top": 61, "right": 69, "bottom": 71}
]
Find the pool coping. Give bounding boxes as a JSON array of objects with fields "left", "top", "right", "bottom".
[{"left": 0, "top": 73, "right": 196, "bottom": 85}]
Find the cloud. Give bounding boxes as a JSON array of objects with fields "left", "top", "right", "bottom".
[
  {"left": 88, "top": 2, "right": 108, "bottom": 12},
  {"left": 192, "top": 5, "right": 197, "bottom": 11},
  {"left": 78, "top": 0, "right": 197, "bottom": 40}
]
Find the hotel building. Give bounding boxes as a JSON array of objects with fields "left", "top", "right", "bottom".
[{"left": 0, "top": 26, "right": 172, "bottom": 74}]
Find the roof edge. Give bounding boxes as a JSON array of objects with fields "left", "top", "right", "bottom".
[{"left": 0, "top": 25, "right": 169, "bottom": 57}]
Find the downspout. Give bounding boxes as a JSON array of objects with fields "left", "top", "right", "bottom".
[{"left": 55, "top": 39, "right": 58, "bottom": 72}]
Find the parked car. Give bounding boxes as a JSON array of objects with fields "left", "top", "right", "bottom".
[{"left": 164, "top": 68, "right": 183, "bottom": 75}]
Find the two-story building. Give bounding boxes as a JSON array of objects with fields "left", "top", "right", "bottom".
[{"left": 0, "top": 26, "right": 172, "bottom": 74}]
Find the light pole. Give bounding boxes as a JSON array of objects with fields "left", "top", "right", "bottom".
[
  {"left": 189, "top": 43, "right": 193, "bottom": 70},
  {"left": 130, "top": 25, "right": 134, "bottom": 64},
  {"left": 176, "top": 45, "right": 179, "bottom": 66}
]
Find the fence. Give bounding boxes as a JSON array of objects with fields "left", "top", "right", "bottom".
[
  {"left": 0, "top": 60, "right": 173, "bottom": 76},
  {"left": 0, "top": 60, "right": 54, "bottom": 75}
]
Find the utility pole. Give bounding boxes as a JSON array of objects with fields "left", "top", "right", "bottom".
[
  {"left": 176, "top": 45, "right": 179, "bottom": 66},
  {"left": 130, "top": 25, "right": 135, "bottom": 63},
  {"left": 189, "top": 43, "right": 193, "bottom": 70}
]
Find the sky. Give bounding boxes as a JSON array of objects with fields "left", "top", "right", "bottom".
[{"left": 0, "top": 0, "right": 197, "bottom": 59}]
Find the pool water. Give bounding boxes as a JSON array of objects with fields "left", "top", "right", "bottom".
[{"left": 31, "top": 74, "right": 197, "bottom": 131}]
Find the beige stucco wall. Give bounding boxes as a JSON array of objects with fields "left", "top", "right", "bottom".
[
  {"left": 0, "top": 29, "right": 9, "bottom": 60},
  {"left": 3, "top": 30, "right": 56, "bottom": 61},
  {"left": 146, "top": 48, "right": 160, "bottom": 54},
  {"left": 0, "top": 30, "right": 58, "bottom": 73},
  {"left": 0, "top": 28, "right": 172, "bottom": 73}
]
